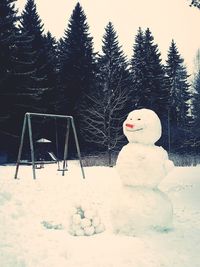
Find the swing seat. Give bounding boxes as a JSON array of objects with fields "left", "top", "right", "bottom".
[
  {"left": 57, "top": 168, "right": 68, "bottom": 172},
  {"left": 48, "top": 152, "right": 68, "bottom": 172},
  {"left": 35, "top": 163, "right": 44, "bottom": 169}
]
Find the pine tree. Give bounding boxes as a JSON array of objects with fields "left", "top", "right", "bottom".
[
  {"left": 7, "top": 31, "right": 39, "bottom": 137},
  {"left": 55, "top": 37, "right": 68, "bottom": 114},
  {"left": 19, "top": 0, "right": 49, "bottom": 110},
  {"left": 58, "top": 2, "right": 96, "bottom": 116},
  {"left": 0, "top": 0, "right": 19, "bottom": 155},
  {"left": 20, "top": 0, "right": 44, "bottom": 52},
  {"left": 0, "top": 0, "right": 42, "bottom": 156},
  {"left": 0, "top": 0, "right": 18, "bottom": 124},
  {"left": 165, "top": 39, "right": 191, "bottom": 152},
  {"left": 130, "top": 27, "right": 146, "bottom": 108},
  {"left": 98, "top": 22, "right": 131, "bottom": 102},
  {"left": 7, "top": 0, "right": 60, "bottom": 157},
  {"left": 0, "top": 0, "right": 37, "bottom": 154},
  {"left": 131, "top": 28, "right": 169, "bottom": 113},
  {"left": 42, "top": 31, "right": 59, "bottom": 113},
  {"left": 80, "top": 22, "right": 131, "bottom": 164},
  {"left": 131, "top": 28, "right": 170, "bottom": 147},
  {"left": 189, "top": 70, "right": 200, "bottom": 153},
  {"left": 143, "top": 28, "right": 169, "bottom": 115}
]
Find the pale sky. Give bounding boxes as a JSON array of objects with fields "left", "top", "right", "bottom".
[{"left": 15, "top": 0, "right": 200, "bottom": 74}]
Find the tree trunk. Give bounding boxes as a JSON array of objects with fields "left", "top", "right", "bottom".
[{"left": 107, "top": 147, "right": 112, "bottom": 167}]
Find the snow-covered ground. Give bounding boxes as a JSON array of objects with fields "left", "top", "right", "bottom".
[{"left": 0, "top": 161, "right": 200, "bottom": 267}]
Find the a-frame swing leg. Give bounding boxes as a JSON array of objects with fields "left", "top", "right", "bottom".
[
  {"left": 14, "top": 114, "right": 27, "bottom": 179},
  {"left": 27, "top": 114, "right": 36, "bottom": 179},
  {"left": 71, "top": 117, "right": 85, "bottom": 179},
  {"left": 62, "top": 118, "right": 70, "bottom": 176}
]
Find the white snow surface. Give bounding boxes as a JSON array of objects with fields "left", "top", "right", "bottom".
[{"left": 0, "top": 161, "right": 200, "bottom": 267}]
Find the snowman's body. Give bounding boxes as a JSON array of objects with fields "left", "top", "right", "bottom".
[{"left": 111, "top": 109, "right": 173, "bottom": 235}]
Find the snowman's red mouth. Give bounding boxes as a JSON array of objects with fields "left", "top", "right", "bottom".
[
  {"left": 125, "top": 123, "right": 134, "bottom": 128},
  {"left": 125, "top": 123, "right": 143, "bottom": 132}
]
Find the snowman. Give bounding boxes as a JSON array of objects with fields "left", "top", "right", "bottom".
[{"left": 111, "top": 108, "right": 174, "bottom": 235}]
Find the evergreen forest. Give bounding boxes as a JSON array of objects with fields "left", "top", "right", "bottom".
[{"left": 1, "top": 0, "right": 200, "bottom": 163}]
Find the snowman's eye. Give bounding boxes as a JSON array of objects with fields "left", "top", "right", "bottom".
[
  {"left": 137, "top": 118, "right": 141, "bottom": 120},
  {"left": 130, "top": 118, "right": 132, "bottom": 120}
]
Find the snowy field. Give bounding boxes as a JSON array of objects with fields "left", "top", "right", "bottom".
[{"left": 0, "top": 161, "right": 200, "bottom": 267}]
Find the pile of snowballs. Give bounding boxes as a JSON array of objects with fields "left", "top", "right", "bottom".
[{"left": 69, "top": 205, "right": 105, "bottom": 236}]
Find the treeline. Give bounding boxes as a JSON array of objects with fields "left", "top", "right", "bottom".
[{"left": 0, "top": 0, "right": 200, "bottom": 161}]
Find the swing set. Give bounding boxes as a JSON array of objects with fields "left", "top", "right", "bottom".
[{"left": 14, "top": 112, "right": 85, "bottom": 179}]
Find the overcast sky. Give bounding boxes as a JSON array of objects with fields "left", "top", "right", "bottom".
[{"left": 15, "top": 0, "right": 200, "bottom": 74}]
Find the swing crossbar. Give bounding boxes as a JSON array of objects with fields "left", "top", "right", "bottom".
[
  {"left": 14, "top": 112, "right": 85, "bottom": 180},
  {"left": 26, "top": 112, "right": 73, "bottom": 120}
]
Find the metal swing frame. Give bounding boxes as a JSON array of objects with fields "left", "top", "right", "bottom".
[{"left": 14, "top": 112, "right": 85, "bottom": 179}]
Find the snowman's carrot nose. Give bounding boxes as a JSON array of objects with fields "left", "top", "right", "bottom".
[{"left": 125, "top": 123, "right": 134, "bottom": 128}]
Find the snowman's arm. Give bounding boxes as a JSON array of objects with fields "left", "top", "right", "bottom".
[
  {"left": 164, "top": 159, "right": 174, "bottom": 174},
  {"left": 159, "top": 147, "right": 174, "bottom": 174}
]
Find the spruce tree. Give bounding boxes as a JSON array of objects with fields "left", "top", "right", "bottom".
[
  {"left": 131, "top": 28, "right": 169, "bottom": 113},
  {"left": 0, "top": 0, "right": 18, "bottom": 125},
  {"left": 0, "top": 0, "right": 41, "bottom": 156},
  {"left": 143, "top": 28, "right": 169, "bottom": 115},
  {"left": 58, "top": 2, "right": 96, "bottom": 116},
  {"left": 189, "top": 70, "right": 200, "bottom": 153},
  {"left": 0, "top": 0, "right": 37, "bottom": 154},
  {"left": 131, "top": 28, "right": 170, "bottom": 147},
  {"left": 20, "top": 0, "right": 44, "bottom": 53},
  {"left": 19, "top": 0, "right": 49, "bottom": 110},
  {"left": 80, "top": 22, "right": 131, "bottom": 164},
  {"left": 15, "top": 0, "right": 61, "bottom": 147},
  {"left": 98, "top": 22, "right": 131, "bottom": 102},
  {"left": 131, "top": 28, "right": 147, "bottom": 108},
  {"left": 165, "top": 39, "right": 191, "bottom": 152},
  {"left": 7, "top": 31, "right": 39, "bottom": 137},
  {"left": 42, "top": 31, "right": 59, "bottom": 113}
]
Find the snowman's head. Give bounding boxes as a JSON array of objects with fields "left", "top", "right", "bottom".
[{"left": 123, "top": 109, "right": 162, "bottom": 145}]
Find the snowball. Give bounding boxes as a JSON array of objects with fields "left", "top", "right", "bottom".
[
  {"left": 69, "top": 204, "right": 104, "bottom": 236},
  {"left": 95, "top": 223, "right": 105, "bottom": 234},
  {"left": 69, "top": 222, "right": 84, "bottom": 236},
  {"left": 80, "top": 218, "right": 91, "bottom": 228},
  {"left": 84, "top": 226, "right": 95, "bottom": 236},
  {"left": 72, "top": 214, "right": 81, "bottom": 225},
  {"left": 75, "top": 228, "right": 85, "bottom": 236},
  {"left": 71, "top": 224, "right": 82, "bottom": 232}
]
